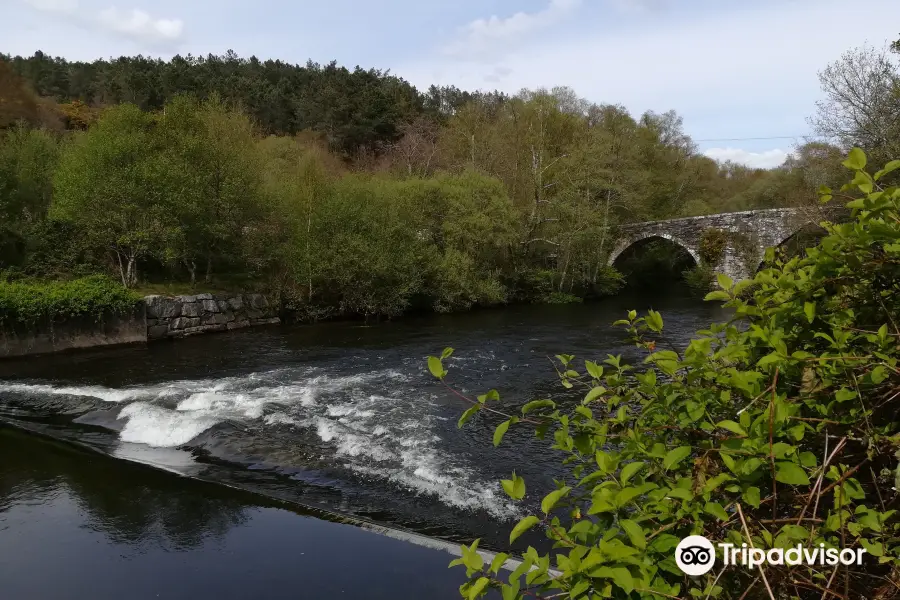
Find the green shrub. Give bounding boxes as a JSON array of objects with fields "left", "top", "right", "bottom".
[
  {"left": 430, "top": 149, "right": 900, "bottom": 600},
  {"left": 589, "top": 266, "right": 625, "bottom": 298},
  {"left": 0, "top": 275, "right": 141, "bottom": 326},
  {"left": 698, "top": 228, "right": 728, "bottom": 266},
  {"left": 682, "top": 263, "right": 715, "bottom": 296},
  {"left": 542, "top": 291, "right": 583, "bottom": 305}
]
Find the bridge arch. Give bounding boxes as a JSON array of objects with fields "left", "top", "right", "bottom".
[
  {"left": 754, "top": 222, "right": 829, "bottom": 273},
  {"left": 607, "top": 232, "right": 701, "bottom": 267}
]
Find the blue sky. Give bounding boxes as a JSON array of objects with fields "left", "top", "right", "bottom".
[{"left": 4, "top": 0, "right": 900, "bottom": 168}]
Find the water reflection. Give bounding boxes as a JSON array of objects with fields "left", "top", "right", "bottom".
[
  {"left": 0, "top": 427, "right": 472, "bottom": 600},
  {"left": 0, "top": 428, "right": 249, "bottom": 550}
]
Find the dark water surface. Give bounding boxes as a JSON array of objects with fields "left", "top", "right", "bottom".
[
  {"left": 0, "top": 290, "right": 724, "bottom": 594},
  {"left": 0, "top": 428, "right": 469, "bottom": 600}
]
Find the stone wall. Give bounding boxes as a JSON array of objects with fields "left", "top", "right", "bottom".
[
  {"left": 0, "top": 305, "right": 147, "bottom": 358},
  {"left": 145, "top": 293, "right": 280, "bottom": 340}
]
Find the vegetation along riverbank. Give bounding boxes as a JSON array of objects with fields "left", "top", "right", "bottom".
[{"left": 3, "top": 38, "right": 898, "bottom": 327}]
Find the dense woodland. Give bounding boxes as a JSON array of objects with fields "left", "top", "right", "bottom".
[{"left": 0, "top": 37, "right": 898, "bottom": 319}]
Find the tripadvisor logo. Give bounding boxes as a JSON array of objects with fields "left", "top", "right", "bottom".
[
  {"left": 676, "top": 536, "right": 716, "bottom": 576},
  {"left": 675, "top": 535, "right": 867, "bottom": 575}
]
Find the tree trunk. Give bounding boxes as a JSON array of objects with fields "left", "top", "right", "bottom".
[
  {"left": 184, "top": 259, "right": 197, "bottom": 285},
  {"left": 124, "top": 255, "right": 136, "bottom": 288},
  {"left": 204, "top": 256, "right": 212, "bottom": 284},
  {"left": 113, "top": 250, "right": 128, "bottom": 287}
]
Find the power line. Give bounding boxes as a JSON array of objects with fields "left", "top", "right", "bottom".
[{"left": 694, "top": 134, "right": 832, "bottom": 142}]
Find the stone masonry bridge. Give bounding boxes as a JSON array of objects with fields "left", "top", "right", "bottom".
[{"left": 608, "top": 207, "right": 847, "bottom": 282}]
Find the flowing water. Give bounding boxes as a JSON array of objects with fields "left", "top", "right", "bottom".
[{"left": 0, "top": 290, "right": 724, "bottom": 551}]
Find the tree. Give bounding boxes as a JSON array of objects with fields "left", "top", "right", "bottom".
[
  {"left": 52, "top": 104, "right": 173, "bottom": 287},
  {"left": 386, "top": 116, "right": 440, "bottom": 177},
  {"left": 254, "top": 135, "right": 334, "bottom": 311},
  {"left": 156, "top": 94, "right": 264, "bottom": 283},
  {"left": 0, "top": 59, "right": 40, "bottom": 129},
  {"left": 810, "top": 45, "right": 900, "bottom": 164}
]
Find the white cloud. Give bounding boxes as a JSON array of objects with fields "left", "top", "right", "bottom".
[
  {"left": 703, "top": 148, "right": 790, "bottom": 170},
  {"left": 443, "top": 0, "right": 582, "bottom": 61},
  {"left": 24, "top": 0, "right": 78, "bottom": 10},
  {"left": 608, "top": 0, "right": 667, "bottom": 12},
  {"left": 19, "top": 0, "right": 183, "bottom": 45},
  {"left": 98, "top": 7, "right": 183, "bottom": 41},
  {"left": 398, "top": 0, "right": 900, "bottom": 149}
]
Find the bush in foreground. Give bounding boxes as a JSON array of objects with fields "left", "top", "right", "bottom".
[{"left": 430, "top": 149, "right": 900, "bottom": 599}]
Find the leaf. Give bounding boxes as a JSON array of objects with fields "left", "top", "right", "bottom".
[
  {"left": 487, "top": 418, "right": 511, "bottom": 447},
  {"left": 742, "top": 486, "right": 761, "bottom": 508},
  {"left": 428, "top": 356, "right": 446, "bottom": 379},
  {"left": 757, "top": 352, "right": 782, "bottom": 367},
  {"left": 871, "top": 366, "right": 888, "bottom": 384},
  {"left": 704, "top": 501, "right": 729, "bottom": 521},
  {"left": 804, "top": 302, "right": 816, "bottom": 324},
  {"left": 541, "top": 486, "right": 571, "bottom": 514},
  {"left": 522, "top": 399, "right": 555, "bottom": 415},
  {"left": 646, "top": 309, "right": 663, "bottom": 333},
  {"left": 851, "top": 170, "right": 873, "bottom": 193},
  {"left": 614, "top": 487, "right": 642, "bottom": 507},
  {"left": 619, "top": 519, "right": 647, "bottom": 549},
  {"left": 584, "top": 386, "right": 606, "bottom": 403},
  {"left": 835, "top": 388, "right": 858, "bottom": 402},
  {"left": 458, "top": 405, "right": 481, "bottom": 428},
  {"left": 441, "top": 347, "right": 454, "bottom": 359},
  {"left": 509, "top": 516, "right": 541, "bottom": 544},
  {"left": 716, "top": 420, "right": 748, "bottom": 436},
  {"left": 584, "top": 360, "right": 603, "bottom": 379},
  {"left": 666, "top": 487, "right": 693, "bottom": 501},
  {"left": 874, "top": 159, "right": 900, "bottom": 180},
  {"left": 775, "top": 461, "right": 811, "bottom": 486},
  {"left": 843, "top": 147, "right": 866, "bottom": 170},
  {"left": 490, "top": 553, "right": 510, "bottom": 574},
  {"left": 591, "top": 567, "right": 634, "bottom": 594},
  {"left": 479, "top": 389, "right": 500, "bottom": 403},
  {"left": 663, "top": 446, "right": 691, "bottom": 470},
  {"left": 461, "top": 540, "right": 484, "bottom": 570},
  {"left": 467, "top": 577, "right": 490, "bottom": 599},
  {"left": 704, "top": 290, "right": 731, "bottom": 302},
  {"left": 717, "top": 273, "right": 734, "bottom": 291},
  {"left": 501, "top": 472, "right": 526, "bottom": 500},
  {"left": 620, "top": 461, "right": 645, "bottom": 484},
  {"left": 501, "top": 582, "right": 520, "bottom": 600}
]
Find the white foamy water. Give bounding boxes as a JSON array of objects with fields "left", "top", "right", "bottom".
[{"left": 0, "top": 366, "right": 517, "bottom": 518}]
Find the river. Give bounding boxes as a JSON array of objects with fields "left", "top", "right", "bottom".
[{"left": 0, "top": 289, "right": 724, "bottom": 597}]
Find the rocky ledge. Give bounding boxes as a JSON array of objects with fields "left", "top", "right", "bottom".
[{"left": 144, "top": 293, "right": 280, "bottom": 340}]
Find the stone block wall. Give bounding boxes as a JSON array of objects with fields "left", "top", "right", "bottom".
[
  {"left": 145, "top": 293, "right": 280, "bottom": 340},
  {"left": 0, "top": 305, "right": 147, "bottom": 358}
]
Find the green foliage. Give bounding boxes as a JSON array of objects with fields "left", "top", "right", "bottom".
[
  {"left": 431, "top": 150, "right": 900, "bottom": 599},
  {"left": 682, "top": 264, "right": 715, "bottom": 296},
  {"left": 698, "top": 228, "right": 728, "bottom": 266},
  {"left": 0, "top": 275, "right": 140, "bottom": 326},
  {"left": 51, "top": 103, "right": 174, "bottom": 287}
]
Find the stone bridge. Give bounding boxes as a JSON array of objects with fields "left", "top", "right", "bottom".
[{"left": 608, "top": 206, "right": 847, "bottom": 282}]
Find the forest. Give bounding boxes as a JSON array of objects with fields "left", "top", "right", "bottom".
[{"left": 1, "top": 38, "right": 898, "bottom": 320}]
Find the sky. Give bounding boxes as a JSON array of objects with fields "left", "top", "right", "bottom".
[{"left": 4, "top": 0, "right": 900, "bottom": 169}]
